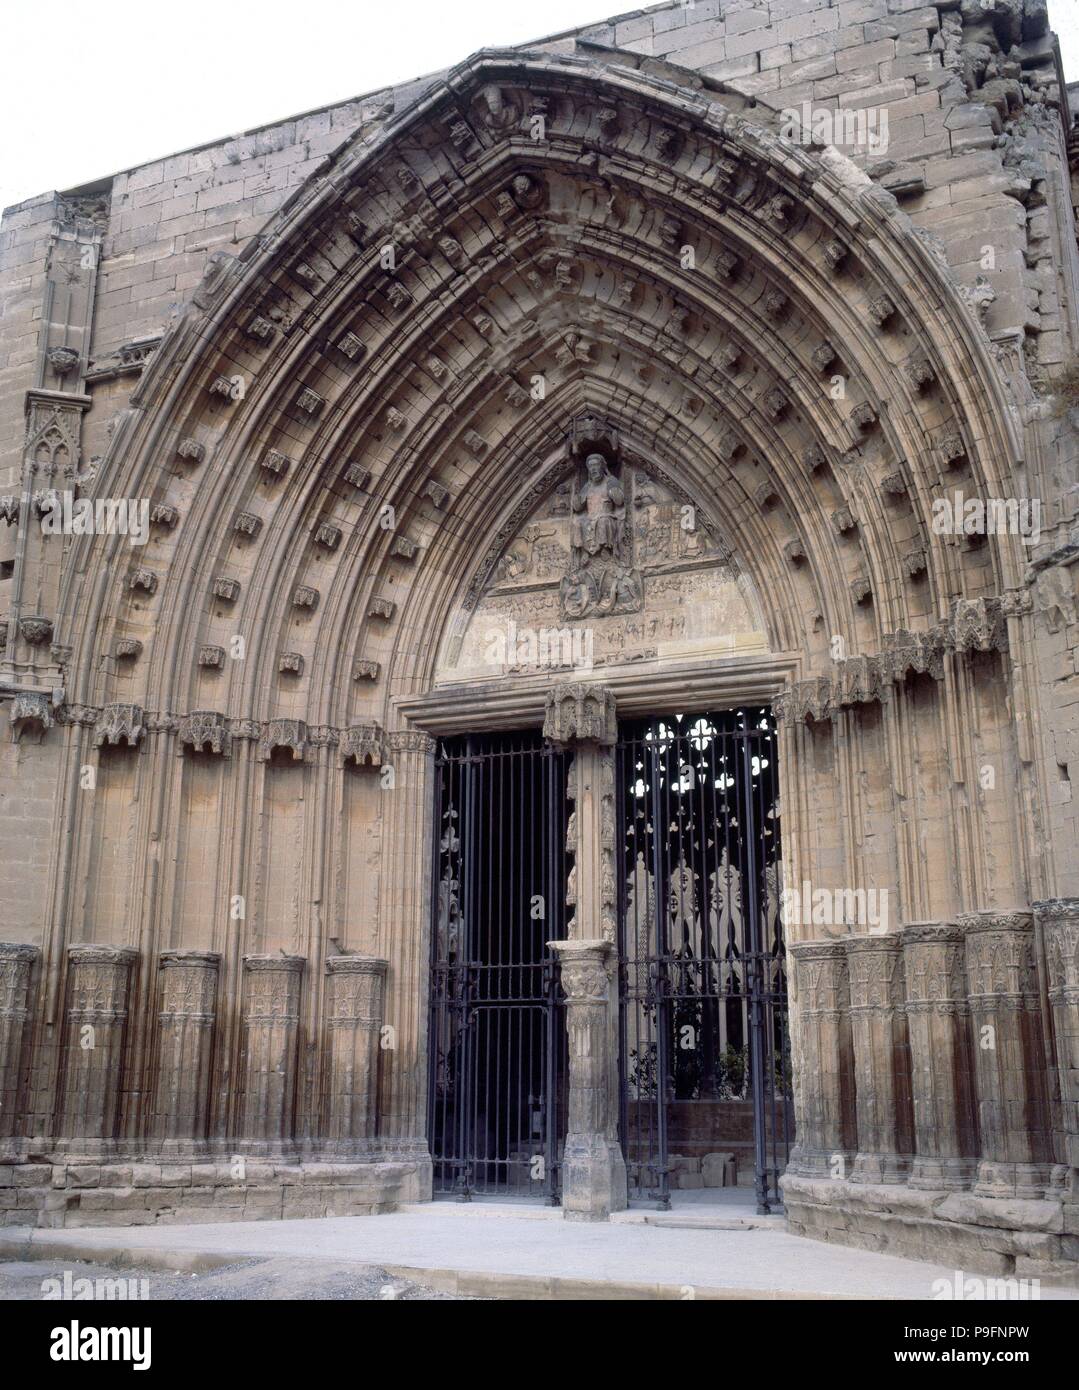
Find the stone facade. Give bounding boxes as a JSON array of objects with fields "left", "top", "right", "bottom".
[{"left": 0, "top": 0, "right": 1077, "bottom": 1275}]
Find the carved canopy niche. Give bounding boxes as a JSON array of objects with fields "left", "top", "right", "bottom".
[{"left": 436, "top": 414, "right": 769, "bottom": 683}]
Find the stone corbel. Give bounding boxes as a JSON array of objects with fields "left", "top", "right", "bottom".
[
  {"left": 178, "top": 710, "right": 230, "bottom": 756},
  {"left": 93, "top": 702, "right": 145, "bottom": 748},
  {"left": 341, "top": 722, "right": 384, "bottom": 769},
  {"left": 9, "top": 691, "right": 54, "bottom": 742},
  {"left": 257, "top": 719, "right": 308, "bottom": 762}
]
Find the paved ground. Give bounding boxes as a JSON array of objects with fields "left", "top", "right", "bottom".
[
  {"left": 5, "top": 1200, "right": 1076, "bottom": 1300},
  {"left": 0, "top": 1256, "right": 471, "bottom": 1301}
]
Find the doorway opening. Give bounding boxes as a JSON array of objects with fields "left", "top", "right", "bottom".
[
  {"left": 427, "top": 730, "right": 569, "bottom": 1201},
  {"left": 615, "top": 708, "right": 792, "bottom": 1213}
]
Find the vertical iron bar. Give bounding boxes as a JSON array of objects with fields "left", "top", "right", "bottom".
[{"left": 741, "top": 733, "right": 770, "bottom": 1214}]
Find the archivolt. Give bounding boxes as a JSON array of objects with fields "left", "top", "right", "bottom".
[{"left": 58, "top": 49, "right": 1025, "bottom": 733}]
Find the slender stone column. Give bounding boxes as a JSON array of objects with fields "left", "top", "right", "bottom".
[
  {"left": 0, "top": 944, "right": 38, "bottom": 1159},
  {"left": 845, "top": 936, "right": 913, "bottom": 1183},
  {"left": 56, "top": 944, "right": 138, "bottom": 1157},
  {"left": 152, "top": 950, "right": 221, "bottom": 1155},
  {"left": 1035, "top": 898, "right": 1079, "bottom": 1172},
  {"left": 548, "top": 939, "right": 626, "bottom": 1220},
  {"left": 238, "top": 954, "right": 305, "bottom": 1156},
  {"left": 901, "top": 923, "right": 978, "bottom": 1190},
  {"left": 544, "top": 682, "right": 626, "bottom": 1218},
  {"left": 786, "top": 941, "right": 857, "bottom": 1178},
  {"left": 323, "top": 955, "right": 387, "bottom": 1156},
  {"left": 959, "top": 911, "right": 1053, "bottom": 1198}
]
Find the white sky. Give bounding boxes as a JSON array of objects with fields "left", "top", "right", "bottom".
[{"left": 2, "top": 0, "right": 1078, "bottom": 214}]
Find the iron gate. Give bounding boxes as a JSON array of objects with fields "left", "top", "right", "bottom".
[
  {"left": 427, "top": 731, "right": 569, "bottom": 1200},
  {"left": 616, "top": 708, "right": 792, "bottom": 1213}
]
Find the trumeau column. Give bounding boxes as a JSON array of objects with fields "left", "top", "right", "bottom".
[
  {"left": 785, "top": 941, "right": 856, "bottom": 1178},
  {"left": 548, "top": 940, "right": 625, "bottom": 1220},
  {"left": 845, "top": 936, "right": 913, "bottom": 1183},
  {"left": 959, "top": 911, "right": 1053, "bottom": 1198},
  {"left": 1035, "top": 898, "right": 1079, "bottom": 1174},
  {"left": 543, "top": 682, "right": 626, "bottom": 1219},
  {"left": 323, "top": 955, "right": 387, "bottom": 1157},
  {"left": 152, "top": 950, "right": 220, "bottom": 1156},
  {"left": 238, "top": 954, "right": 304, "bottom": 1156},
  {"left": 56, "top": 944, "right": 137, "bottom": 1158},
  {"left": 0, "top": 944, "right": 37, "bottom": 1159},
  {"left": 901, "top": 923, "right": 979, "bottom": 1190}
]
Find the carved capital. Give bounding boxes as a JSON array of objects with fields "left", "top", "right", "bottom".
[{"left": 543, "top": 682, "right": 616, "bottom": 749}]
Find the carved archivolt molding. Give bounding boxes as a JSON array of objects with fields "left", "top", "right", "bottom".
[{"left": 54, "top": 49, "right": 1023, "bottom": 739}]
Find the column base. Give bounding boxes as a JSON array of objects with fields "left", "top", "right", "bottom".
[
  {"left": 851, "top": 1151, "right": 912, "bottom": 1184},
  {"left": 786, "top": 1145, "right": 856, "bottom": 1180},
  {"left": 973, "top": 1160, "right": 1052, "bottom": 1201},
  {"left": 909, "top": 1155, "right": 978, "bottom": 1191},
  {"left": 561, "top": 1135, "right": 627, "bottom": 1222}
]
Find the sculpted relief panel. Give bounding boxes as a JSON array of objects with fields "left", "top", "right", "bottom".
[{"left": 439, "top": 438, "right": 768, "bottom": 682}]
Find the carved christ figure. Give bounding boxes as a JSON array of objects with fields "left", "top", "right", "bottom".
[
  {"left": 559, "top": 451, "right": 643, "bottom": 620},
  {"left": 571, "top": 453, "right": 625, "bottom": 559}
]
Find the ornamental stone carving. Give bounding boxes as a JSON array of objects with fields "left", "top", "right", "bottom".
[
  {"left": 342, "top": 723, "right": 384, "bottom": 767},
  {"left": 845, "top": 936, "right": 913, "bottom": 1183},
  {"left": 785, "top": 942, "right": 857, "bottom": 1179},
  {"left": 19, "top": 616, "right": 53, "bottom": 646},
  {"left": 549, "top": 940, "right": 627, "bottom": 1220},
  {"left": 900, "top": 923, "right": 979, "bottom": 1190},
  {"left": 56, "top": 944, "right": 138, "bottom": 1157},
  {"left": 178, "top": 710, "right": 230, "bottom": 756},
  {"left": 1034, "top": 898, "right": 1079, "bottom": 1169},
  {"left": 559, "top": 451, "right": 641, "bottom": 620},
  {"left": 0, "top": 943, "right": 37, "bottom": 1156},
  {"left": 238, "top": 954, "right": 305, "bottom": 1154},
  {"left": 323, "top": 955, "right": 387, "bottom": 1155},
  {"left": 93, "top": 703, "right": 145, "bottom": 747},
  {"left": 543, "top": 683, "right": 617, "bottom": 749},
  {"left": 258, "top": 719, "right": 307, "bottom": 762},
  {"left": 958, "top": 910, "right": 1052, "bottom": 1198},
  {"left": 152, "top": 950, "right": 221, "bottom": 1152}
]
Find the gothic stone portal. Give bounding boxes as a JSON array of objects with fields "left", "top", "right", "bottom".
[{"left": 2, "top": 4, "right": 1078, "bottom": 1280}]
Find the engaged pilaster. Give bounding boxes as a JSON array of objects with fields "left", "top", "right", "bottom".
[
  {"left": 901, "top": 923, "right": 979, "bottom": 1190},
  {"left": 548, "top": 939, "right": 626, "bottom": 1220},
  {"left": 238, "top": 954, "right": 305, "bottom": 1156},
  {"left": 786, "top": 941, "right": 857, "bottom": 1178},
  {"left": 0, "top": 944, "right": 38, "bottom": 1159},
  {"left": 959, "top": 911, "right": 1053, "bottom": 1198},
  {"left": 323, "top": 954, "right": 387, "bottom": 1156},
  {"left": 56, "top": 944, "right": 138, "bottom": 1157},
  {"left": 152, "top": 950, "right": 220, "bottom": 1155},
  {"left": 845, "top": 935, "right": 913, "bottom": 1183},
  {"left": 1035, "top": 897, "right": 1079, "bottom": 1175}
]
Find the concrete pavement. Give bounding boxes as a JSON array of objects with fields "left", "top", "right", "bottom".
[{"left": 3, "top": 1199, "right": 1077, "bottom": 1300}]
